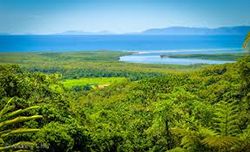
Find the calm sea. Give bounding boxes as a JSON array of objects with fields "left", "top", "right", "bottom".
[
  {"left": 0, "top": 35, "right": 245, "bottom": 65},
  {"left": 0, "top": 35, "right": 245, "bottom": 52}
]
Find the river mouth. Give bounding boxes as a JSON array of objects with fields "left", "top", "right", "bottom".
[
  {"left": 119, "top": 49, "right": 239, "bottom": 65},
  {"left": 119, "top": 55, "right": 234, "bottom": 65}
]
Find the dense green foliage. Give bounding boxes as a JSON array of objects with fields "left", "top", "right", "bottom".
[
  {"left": 0, "top": 49, "right": 250, "bottom": 151},
  {"left": 0, "top": 51, "right": 206, "bottom": 80}
]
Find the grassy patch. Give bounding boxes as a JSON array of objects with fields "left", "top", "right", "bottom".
[{"left": 62, "top": 77, "right": 127, "bottom": 90}]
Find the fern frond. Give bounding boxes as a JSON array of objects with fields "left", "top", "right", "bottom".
[
  {"left": 202, "top": 136, "right": 240, "bottom": 150},
  {"left": 171, "top": 127, "right": 201, "bottom": 151},
  {"left": 181, "top": 135, "right": 199, "bottom": 150},
  {"left": 213, "top": 101, "right": 239, "bottom": 136},
  {"left": 167, "top": 147, "right": 187, "bottom": 152},
  {"left": 0, "top": 138, "right": 4, "bottom": 145},
  {"left": 170, "top": 128, "right": 188, "bottom": 136},
  {"left": 236, "top": 125, "right": 250, "bottom": 151},
  {"left": 198, "top": 127, "right": 217, "bottom": 137}
]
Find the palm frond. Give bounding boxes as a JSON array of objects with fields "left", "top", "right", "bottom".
[
  {"left": 0, "top": 141, "right": 36, "bottom": 151},
  {"left": 0, "top": 98, "right": 42, "bottom": 151},
  {"left": 0, "top": 128, "right": 40, "bottom": 138},
  {"left": 0, "top": 98, "right": 14, "bottom": 117},
  {"left": 243, "top": 32, "right": 250, "bottom": 49},
  {"left": 0, "top": 115, "right": 42, "bottom": 128},
  {"left": 2, "top": 106, "right": 40, "bottom": 121}
]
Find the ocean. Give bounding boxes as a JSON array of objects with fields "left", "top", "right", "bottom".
[
  {"left": 0, "top": 35, "right": 245, "bottom": 52},
  {"left": 0, "top": 35, "right": 245, "bottom": 65}
]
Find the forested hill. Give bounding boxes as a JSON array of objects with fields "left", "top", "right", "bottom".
[{"left": 0, "top": 51, "right": 250, "bottom": 151}]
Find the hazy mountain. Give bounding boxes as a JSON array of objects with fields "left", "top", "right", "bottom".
[
  {"left": 53, "top": 26, "right": 250, "bottom": 35},
  {"left": 141, "top": 26, "right": 250, "bottom": 35},
  {"left": 56, "top": 30, "right": 113, "bottom": 35},
  {"left": 1, "top": 26, "right": 249, "bottom": 35}
]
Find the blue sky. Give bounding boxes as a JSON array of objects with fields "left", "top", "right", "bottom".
[{"left": 0, "top": 0, "right": 250, "bottom": 34}]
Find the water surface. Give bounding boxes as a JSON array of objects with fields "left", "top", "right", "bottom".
[
  {"left": 0, "top": 35, "right": 244, "bottom": 65},
  {"left": 0, "top": 35, "right": 244, "bottom": 52}
]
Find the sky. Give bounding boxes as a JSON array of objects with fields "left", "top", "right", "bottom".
[{"left": 0, "top": 0, "right": 250, "bottom": 34}]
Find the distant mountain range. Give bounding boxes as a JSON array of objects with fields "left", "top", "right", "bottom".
[
  {"left": 1, "top": 26, "right": 250, "bottom": 35},
  {"left": 56, "top": 30, "right": 113, "bottom": 35},
  {"left": 54, "top": 26, "right": 250, "bottom": 35},
  {"left": 141, "top": 26, "right": 250, "bottom": 35}
]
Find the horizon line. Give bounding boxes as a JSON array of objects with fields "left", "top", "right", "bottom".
[{"left": 1, "top": 25, "right": 250, "bottom": 35}]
